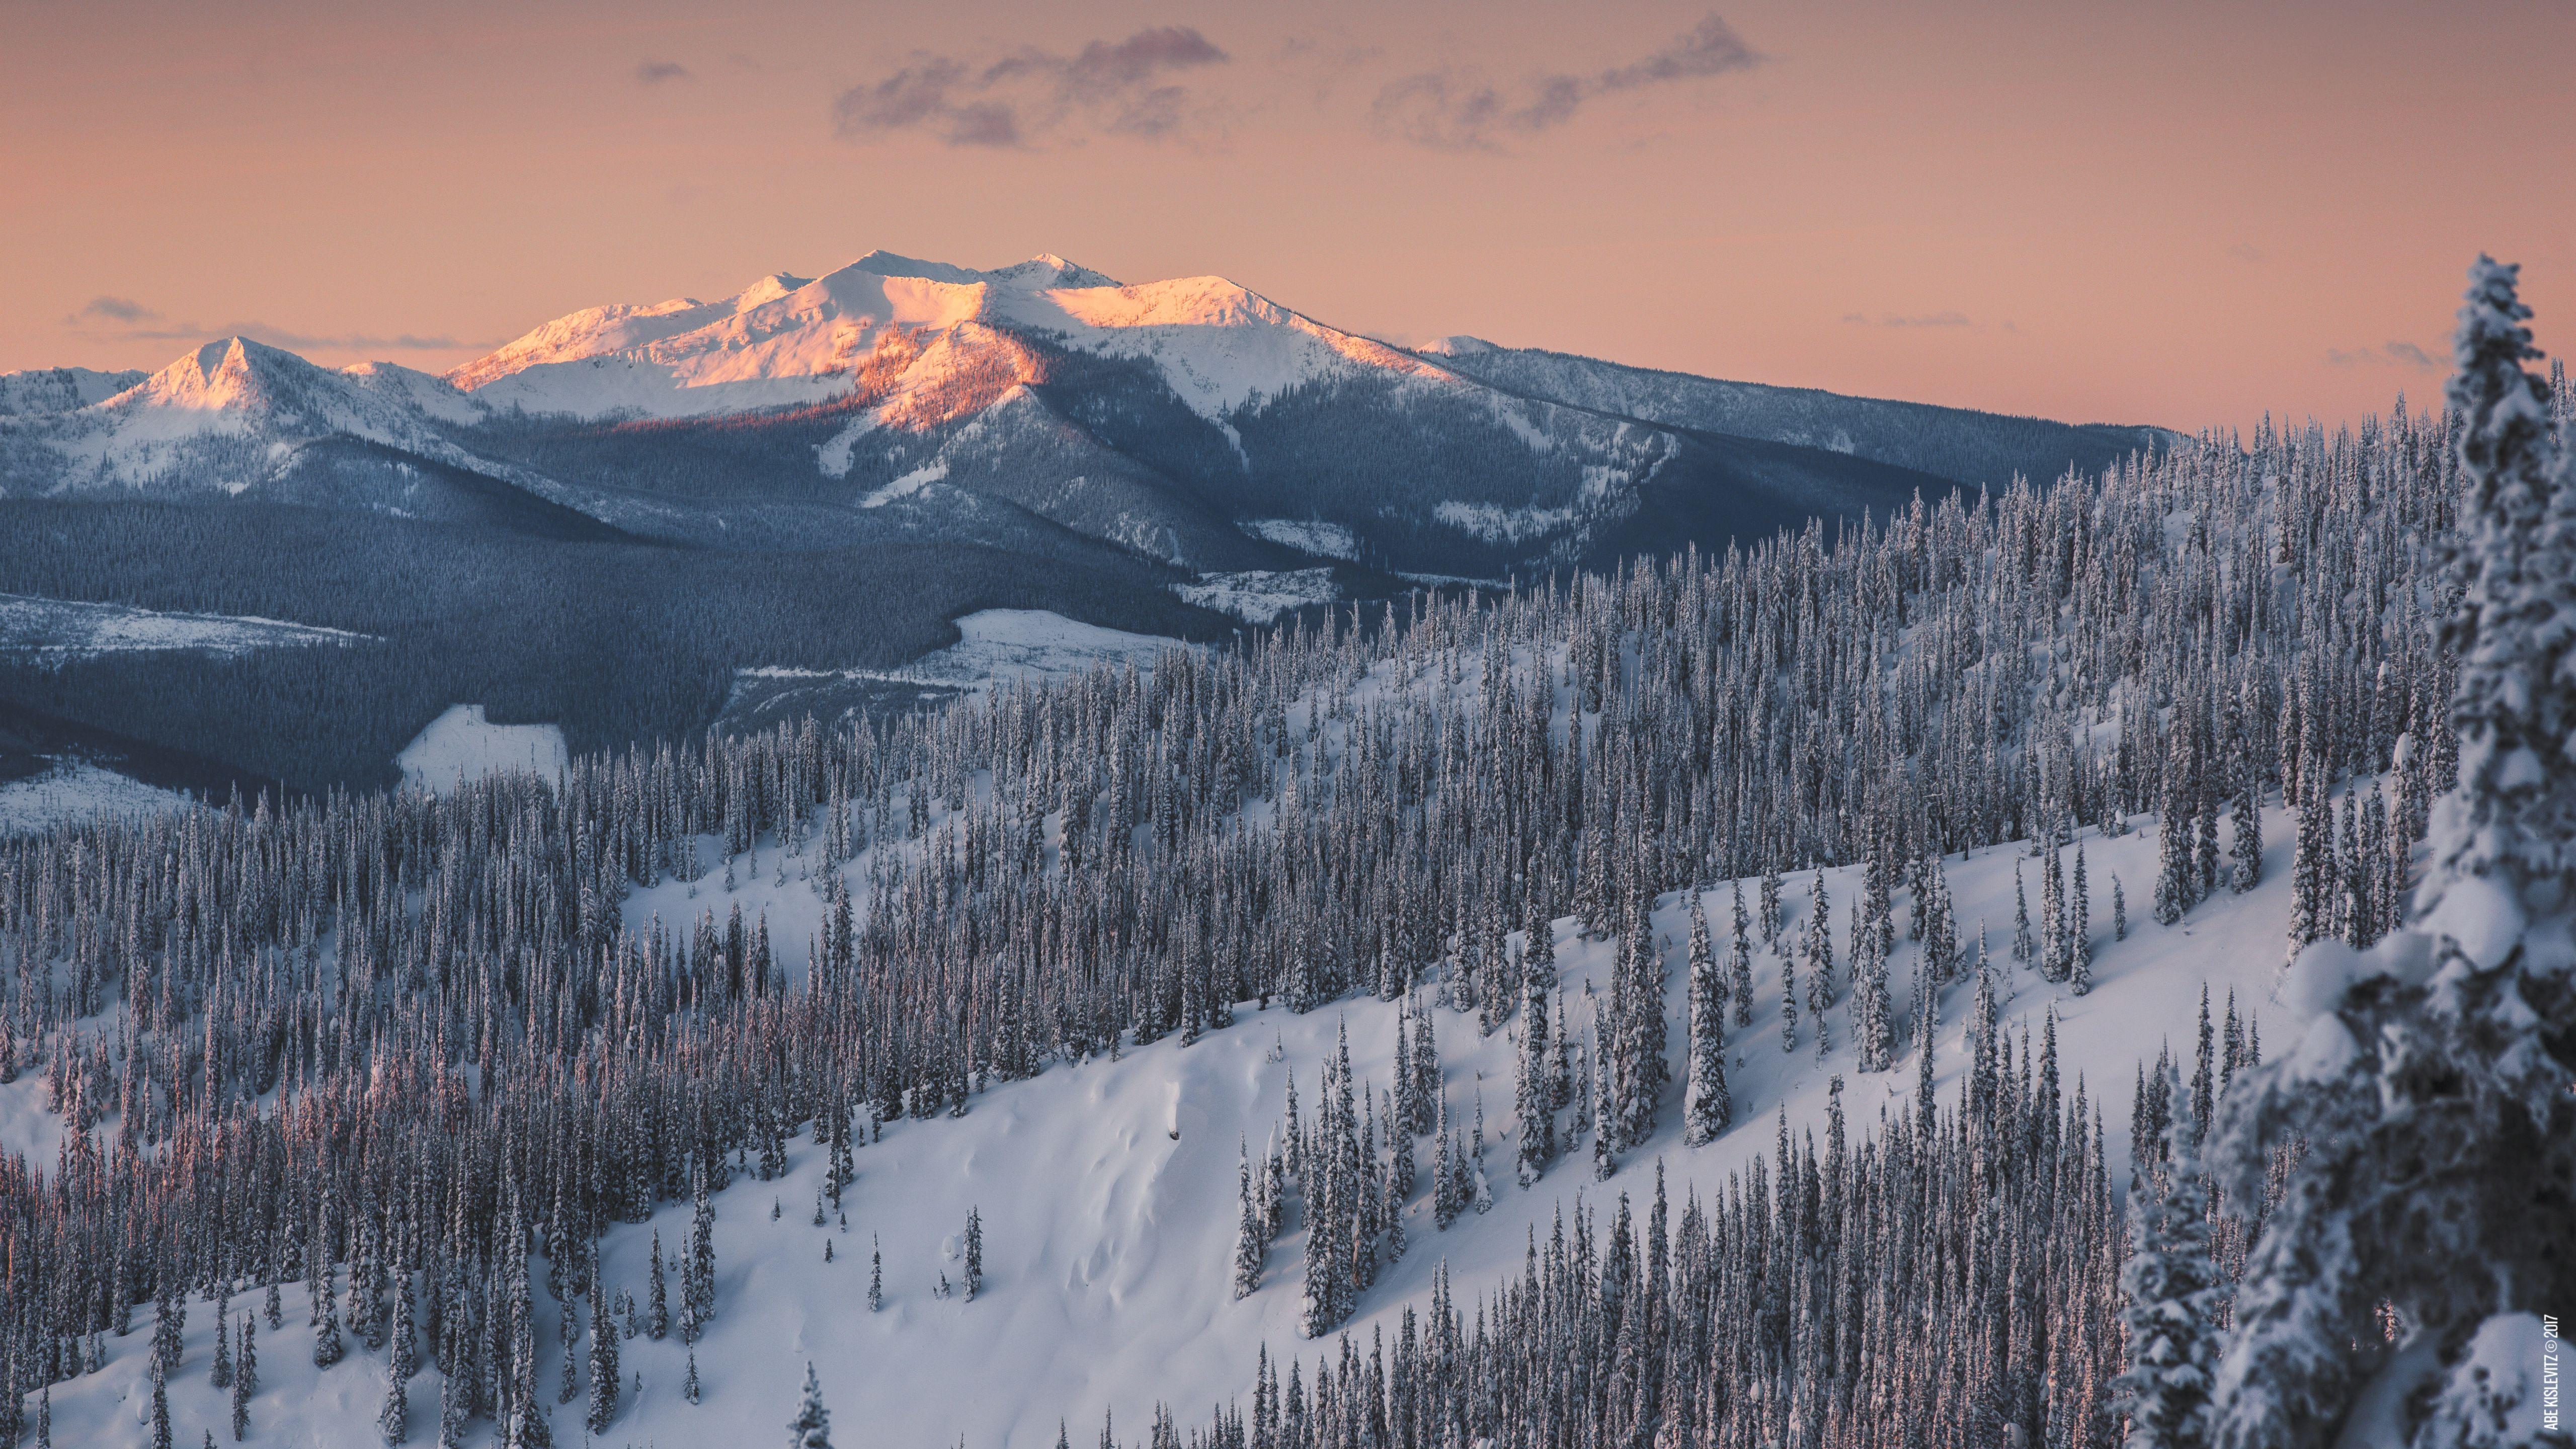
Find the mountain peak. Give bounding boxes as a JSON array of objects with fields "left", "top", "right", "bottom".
[
  {"left": 734, "top": 272, "right": 812, "bottom": 309},
  {"left": 988, "top": 254, "right": 1122, "bottom": 290},
  {"left": 847, "top": 250, "right": 1121, "bottom": 292}
]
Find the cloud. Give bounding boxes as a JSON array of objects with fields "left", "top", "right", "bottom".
[
  {"left": 62, "top": 295, "right": 494, "bottom": 358},
  {"left": 71, "top": 295, "right": 161, "bottom": 324},
  {"left": 1373, "top": 14, "right": 1759, "bottom": 151},
  {"left": 833, "top": 26, "right": 1230, "bottom": 147},
  {"left": 66, "top": 306, "right": 488, "bottom": 355},
  {"left": 2325, "top": 341, "right": 2442, "bottom": 371},
  {"left": 2226, "top": 243, "right": 2266, "bottom": 264},
  {"left": 1842, "top": 311, "right": 1975, "bottom": 330},
  {"left": 635, "top": 61, "right": 692, "bottom": 85}
]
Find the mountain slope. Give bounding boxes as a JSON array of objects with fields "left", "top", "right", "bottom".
[
  {"left": 28, "top": 794, "right": 2324, "bottom": 1449},
  {"left": 0, "top": 365, "right": 148, "bottom": 417},
  {"left": 1420, "top": 336, "right": 2168, "bottom": 490},
  {"left": 2, "top": 252, "right": 2160, "bottom": 579}
]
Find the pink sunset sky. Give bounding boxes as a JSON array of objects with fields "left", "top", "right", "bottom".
[{"left": 5, "top": 0, "right": 2569, "bottom": 433}]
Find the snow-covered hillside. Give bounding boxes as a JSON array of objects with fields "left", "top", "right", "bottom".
[
  {"left": 0, "top": 246, "right": 2053, "bottom": 580},
  {"left": 0, "top": 592, "right": 374, "bottom": 659},
  {"left": 0, "top": 365, "right": 147, "bottom": 418},
  {"left": 0, "top": 760, "right": 198, "bottom": 836},
  {"left": 33, "top": 789, "right": 2316, "bottom": 1449}
]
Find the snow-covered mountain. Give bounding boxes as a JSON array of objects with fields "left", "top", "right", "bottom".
[
  {"left": 0, "top": 365, "right": 147, "bottom": 417},
  {"left": 1417, "top": 336, "right": 2169, "bottom": 487},
  {"left": 0, "top": 251, "right": 2159, "bottom": 577}
]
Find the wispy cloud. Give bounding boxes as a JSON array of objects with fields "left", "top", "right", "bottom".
[
  {"left": 65, "top": 302, "right": 488, "bottom": 355},
  {"left": 1842, "top": 311, "right": 1975, "bottom": 330},
  {"left": 2325, "top": 341, "right": 2441, "bottom": 371},
  {"left": 833, "top": 26, "right": 1231, "bottom": 148},
  {"left": 1372, "top": 15, "right": 1759, "bottom": 151},
  {"left": 70, "top": 296, "right": 162, "bottom": 325},
  {"left": 2226, "top": 243, "right": 2266, "bottom": 264},
  {"left": 635, "top": 60, "right": 692, "bottom": 85}
]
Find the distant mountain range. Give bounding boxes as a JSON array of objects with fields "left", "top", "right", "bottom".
[
  {"left": 0, "top": 251, "right": 2172, "bottom": 791},
  {"left": 0, "top": 252, "right": 2167, "bottom": 581}
]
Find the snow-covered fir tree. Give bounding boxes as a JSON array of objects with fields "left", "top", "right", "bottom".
[{"left": 2211, "top": 258, "right": 2576, "bottom": 1449}]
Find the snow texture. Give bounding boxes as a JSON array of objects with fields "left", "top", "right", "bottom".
[
  {"left": 0, "top": 761, "right": 197, "bottom": 836},
  {"left": 1175, "top": 569, "right": 1341, "bottom": 624},
  {"left": 0, "top": 592, "right": 372, "bottom": 659},
  {"left": 1239, "top": 520, "right": 1360, "bottom": 561},
  {"left": 397, "top": 705, "right": 570, "bottom": 793},
  {"left": 32, "top": 781, "right": 2330, "bottom": 1449},
  {"left": 441, "top": 253, "right": 1463, "bottom": 427}
]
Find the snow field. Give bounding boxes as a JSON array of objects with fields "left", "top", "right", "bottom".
[
  {"left": 398, "top": 705, "right": 571, "bottom": 793},
  {"left": 0, "top": 593, "right": 372, "bottom": 660},
  {"left": 0, "top": 761, "right": 199, "bottom": 837}
]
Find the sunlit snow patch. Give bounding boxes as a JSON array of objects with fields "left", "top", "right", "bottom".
[{"left": 399, "top": 705, "right": 569, "bottom": 792}]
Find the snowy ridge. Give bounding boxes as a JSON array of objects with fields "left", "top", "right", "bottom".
[
  {"left": 0, "top": 365, "right": 148, "bottom": 418},
  {"left": 446, "top": 254, "right": 1459, "bottom": 427}
]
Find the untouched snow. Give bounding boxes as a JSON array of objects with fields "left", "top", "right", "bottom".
[
  {"left": 30, "top": 771, "right": 2336, "bottom": 1449},
  {"left": 0, "top": 1076, "right": 71, "bottom": 1163},
  {"left": 0, "top": 593, "right": 373, "bottom": 658},
  {"left": 397, "top": 705, "right": 569, "bottom": 792},
  {"left": 903, "top": 610, "right": 1190, "bottom": 688},
  {"left": 1176, "top": 568, "right": 1341, "bottom": 624},
  {"left": 741, "top": 610, "right": 1192, "bottom": 702},
  {"left": 0, "top": 761, "right": 197, "bottom": 835}
]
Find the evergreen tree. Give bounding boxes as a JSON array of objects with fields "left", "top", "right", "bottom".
[
  {"left": 1235, "top": 1138, "right": 1265, "bottom": 1298},
  {"left": 963, "top": 1206, "right": 985, "bottom": 1302},
  {"left": 2153, "top": 746, "right": 2196, "bottom": 926},
  {"left": 381, "top": 1264, "right": 417, "bottom": 1446},
  {"left": 648, "top": 1233, "right": 669, "bottom": 1340},
  {"left": 2229, "top": 767, "right": 2264, "bottom": 893},
  {"left": 2212, "top": 258, "right": 2576, "bottom": 1449},
  {"left": 1684, "top": 891, "right": 1733, "bottom": 1143},
  {"left": 788, "top": 1362, "right": 833, "bottom": 1449},
  {"left": 586, "top": 1251, "right": 618, "bottom": 1434},
  {"left": 314, "top": 1262, "right": 345, "bottom": 1370},
  {"left": 2116, "top": 1071, "right": 2225, "bottom": 1449},
  {"left": 2069, "top": 843, "right": 2094, "bottom": 995},
  {"left": 1726, "top": 881, "right": 1756, "bottom": 1028},
  {"left": 2284, "top": 781, "right": 2331, "bottom": 963}
]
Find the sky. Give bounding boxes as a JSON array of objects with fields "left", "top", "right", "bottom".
[{"left": 3, "top": 0, "right": 2570, "bottom": 433}]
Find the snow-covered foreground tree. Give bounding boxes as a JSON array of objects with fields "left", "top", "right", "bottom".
[{"left": 2209, "top": 258, "right": 2576, "bottom": 1449}]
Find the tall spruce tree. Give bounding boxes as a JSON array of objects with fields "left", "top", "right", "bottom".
[
  {"left": 2117, "top": 1070, "right": 2226, "bottom": 1449},
  {"left": 2213, "top": 258, "right": 2576, "bottom": 1449}
]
